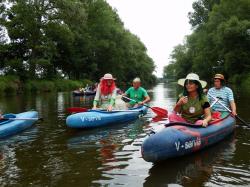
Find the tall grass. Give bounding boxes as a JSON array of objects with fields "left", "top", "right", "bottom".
[
  {"left": 0, "top": 76, "right": 92, "bottom": 95},
  {"left": 0, "top": 76, "right": 20, "bottom": 95}
]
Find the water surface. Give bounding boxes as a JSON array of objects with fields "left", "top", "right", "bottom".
[{"left": 0, "top": 83, "right": 249, "bottom": 186}]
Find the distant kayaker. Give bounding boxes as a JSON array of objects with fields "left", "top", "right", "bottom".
[
  {"left": 207, "top": 74, "right": 237, "bottom": 116},
  {"left": 169, "top": 73, "right": 212, "bottom": 127},
  {"left": 123, "top": 77, "right": 150, "bottom": 108},
  {"left": 92, "top": 73, "right": 117, "bottom": 111}
]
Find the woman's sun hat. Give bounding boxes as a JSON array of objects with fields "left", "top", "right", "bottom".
[
  {"left": 102, "top": 73, "right": 116, "bottom": 80},
  {"left": 178, "top": 73, "right": 207, "bottom": 88}
]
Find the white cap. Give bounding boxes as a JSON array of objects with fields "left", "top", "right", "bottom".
[{"left": 133, "top": 77, "right": 141, "bottom": 82}]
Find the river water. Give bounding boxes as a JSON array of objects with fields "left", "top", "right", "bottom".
[{"left": 0, "top": 83, "right": 249, "bottom": 186}]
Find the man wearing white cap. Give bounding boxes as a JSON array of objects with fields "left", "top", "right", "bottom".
[{"left": 123, "top": 77, "right": 150, "bottom": 108}]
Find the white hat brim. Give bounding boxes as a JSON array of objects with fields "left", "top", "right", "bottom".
[{"left": 178, "top": 78, "right": 207, "bottom": 88}]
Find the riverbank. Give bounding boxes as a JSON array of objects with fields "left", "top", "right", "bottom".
[{"left": 0, "top": 76, "right": 92, "bottom": 95}]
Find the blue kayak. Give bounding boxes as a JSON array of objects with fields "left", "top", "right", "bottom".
[
  {"left": 66, "top": 106, "right": 148, "bottom": 128},
  {"left": 0, "top": 111, "right": 38, "bottom": 139},
  {"left": 142, "top": 113, "right": 236, "bottom": 162}
]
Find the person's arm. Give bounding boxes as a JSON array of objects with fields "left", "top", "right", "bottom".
[
  {"left": 228, "top": 88, "right": 237, "bottom": 116},
  {"left": 138, "top": 89, "right": 150, "bottom": 105},
  {"left": 173, "top": 96, "right": 188, "bottom": 113},
  {"left": 93, "top": 84, "right": 101, "bottom": 109},
  {"left": 202, "top": 107, "right": 212, "bottom": 127},
  {"left": 123, "top": 88, "right": 130, "bottom": 97},
  {"left": 142, "top": 95, "right": 150, "bottom": 104},
  {"left": 230, "top": 101, "right": 237, "bottom": 116}
]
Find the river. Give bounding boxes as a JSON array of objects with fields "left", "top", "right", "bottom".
[{"left": 0, "top": 83, "right": 249, "bottom": 186}]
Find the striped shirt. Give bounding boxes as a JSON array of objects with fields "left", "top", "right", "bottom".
[{"left": 207, "top": 87, "right": 234, "bottom": 111}]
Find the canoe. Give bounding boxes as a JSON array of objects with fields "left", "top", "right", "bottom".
[
  {"left": 72, "top": 90, "right": 96, "bottom": 96},
  {"left": 66, "top": 106, "right": 148, "bottom": 128},
  {"left": 0, "top": 111, "right": 38, "bottom": 139},
  {"left": 142, "top": 112, "right": 236, "bottom": 162}
]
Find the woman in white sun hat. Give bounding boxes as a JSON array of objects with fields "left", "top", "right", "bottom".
[
  {"left": 169, "top": 73, "right": 212, "bottom": 127},
  {"left": 92, "top": 73, "right": 117, "bottom": 111}
]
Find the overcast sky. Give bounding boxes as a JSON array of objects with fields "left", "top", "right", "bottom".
[{"left": 106, "top": 0, "right": 195, "bottom": 77}]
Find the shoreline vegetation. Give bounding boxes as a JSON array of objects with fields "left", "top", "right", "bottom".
[
  {"left": 0, "top": 0, "right": 157, "bottom": 91},
  {"left": 163, "top": 0, "right": 249, "bottom": 89},
  {"left": 0, "top": 75, "right": 92, "bottom": 95}
]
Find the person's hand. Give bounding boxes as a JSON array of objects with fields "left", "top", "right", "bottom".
[
  {"left": 92, "top": 106, "right": 97, "bottom": 110},
  {"left": 203, "top": 89, "right": 208, "bottom": 94},
  {"left": 231, "top": 111, "right": 237, "bottom": 116},
  {"left": 133, "top": 104, "right": 139, "bottom": 108},
  {"left": 107, "top": 105, "right": 113, "bottom": 112},
  {"left": 177, "top": 96, "right": 188, "bottom": 106},
  {"left": 202, "top": 120, "right": 208, "bottom": 127},
  {"left": 0, "top": 114, "right": 3, "bottom": 120},
  {"left": 138, "top": 101, "right": 144, "bottom": 105}
]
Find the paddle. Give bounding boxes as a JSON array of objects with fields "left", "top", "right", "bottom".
[
  {"left": 67, "top": 107, "right": 88, "bottom": 113},
  {"left": 1, "top": 117, "right": 43, "bottom": 121},
  {"left": 121, "top": 95, "right": 168, "bottom": 117},
  {"left": 208, "top": 93, "right": 250, "bottom": 127},
  {"left": 66, "top": 107, "right": 145, "bottom": 113}
]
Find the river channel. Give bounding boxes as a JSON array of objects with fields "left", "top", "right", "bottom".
[{"left": 0, "top": 83, "right": 249, "bottom": 186}]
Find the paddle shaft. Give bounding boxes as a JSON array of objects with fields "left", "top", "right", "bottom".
[
  {"left": 208, "top": 93, "right": 249, "bottom": 126},
  {"left": 2, "top": 117, "right": 42, "bottom": 121},
  {"left": 122, "top": 95, "right": 152, "bottom": 110},
  {"left": 67, "top": 107, "right": 143, "bottom": 113},
  {"left": 122, "top": 95, "right": 167, "bottom": 116},
  {"left": 91, "top": 109, "right": 143, "bottom": 113}
]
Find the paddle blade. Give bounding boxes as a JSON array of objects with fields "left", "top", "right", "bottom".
[
  {"left": 66, "top": 107, "right": 88, "bottom": 113},
  {"left": 152, "top": 116, "right": 168, "bottom": 122},
  {"left": 151, "top": 107, "right": 168, "bottom": 117}
]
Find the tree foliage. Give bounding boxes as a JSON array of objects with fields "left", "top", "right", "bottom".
[
  {"left": 164, "top": 0, "right": 250, "bottom": 83},
  {"left": 0, "top": 0, "right": 156, "bottom": 85}
]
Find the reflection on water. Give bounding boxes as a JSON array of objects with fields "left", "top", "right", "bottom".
[
  {"left": 0, "top": 84, "right": 249, "bottom": 186},
  {"left": 144, "top": 135, "right": 237, "bottom": 187}
]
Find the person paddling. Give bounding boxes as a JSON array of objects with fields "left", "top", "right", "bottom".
[
  {"left": 123, "top": 77, "right": 150, "bottom": 108},
  {"left": 207, "top": 74, "right": 237, "bottom": 116},
  {"left": 92, "top": 73, "right": 117, "bottom": 111},
  {"left": 169, "top": 73, "right": 212, "bottom": 127}
]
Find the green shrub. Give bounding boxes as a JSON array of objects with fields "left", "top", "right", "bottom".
[
  {"left": 0, "top": 75, "right": 20, "bottom": 95},
  {"left": 0, "top": 81, "right": 7, "bottom": 95},
  {"left": 0, "top": 76, "right": 93, "bottom": 94},
  {"left": 4, "top": 82, "right": 18, "bottom": 95},
  {"left": 38, "top": 81, "right": 55, "bottom": 92},
  {"left": 54, "top": 79, "right": 92, "bottom": 91}
]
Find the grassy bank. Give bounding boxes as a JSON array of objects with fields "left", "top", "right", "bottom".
[{"left": 0, "top": 76, "right": 92, "bottom": 95}]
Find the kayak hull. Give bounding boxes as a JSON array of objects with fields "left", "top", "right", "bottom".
[
  {"left": 0, "top": 111, "right": 38, "bottom": 139},
  {"left": 142, "top": 114, "right": 236, "bottom": 162},
  {"left": 66, "top": 106, "right": 147, "bottom": 128},
  {"left": 72, "top": 90, "right": 96, "bottom": 96}
]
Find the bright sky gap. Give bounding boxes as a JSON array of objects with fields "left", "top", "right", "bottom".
[{"left": 106, "top": 0, "right": 195, "bottom": 77}]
